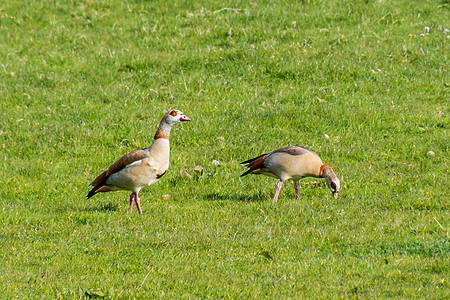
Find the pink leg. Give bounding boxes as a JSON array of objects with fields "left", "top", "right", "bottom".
[
  {"left": 273, "top": 181, "right": 283, "bottom": 202},
  {"left": 294, "top": 181, "right": 300, "bottom": 201},
  {"left": 135, "top": 194, "right": 143, "bottom": 214},
  {"left": 128, "top": 193, "right": 135, "bottom": 213}
]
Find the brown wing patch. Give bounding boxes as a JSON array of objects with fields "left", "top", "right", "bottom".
[
  {"left": 156, "top": 170, "right": 167, "bottom": 179},
  {"left": 90, "top": 170, "right": 107, "bottom": 187},
  {"left": 272, "top": 146, "right": 312, "bottom": 156},
  {"left": 240, "top": 153, "right": 269, "bottom": 177},
  {"left": 90, "top": 149, "right": 148, "bottom": 186}
]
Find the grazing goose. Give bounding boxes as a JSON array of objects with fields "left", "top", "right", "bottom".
[
  {"left": 87, "top": 110, "right": 190, "bottom": 214},
  {"left": 241, "top": 146, "right": 340, "bottom": 202}
]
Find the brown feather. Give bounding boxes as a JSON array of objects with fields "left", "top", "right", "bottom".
[
  {"left": 156, "top": 170, "right": 167, "bottom": 179},
  {"left": 240, "top": 153, "right": 266, "bottom": 165},
  {"left": 240, "top": 153, "right": 269, "bottom": 176}
]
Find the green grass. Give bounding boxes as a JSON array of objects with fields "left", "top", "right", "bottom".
[{"left": 0, "top": 0, "right": 448, "bottom": 298}]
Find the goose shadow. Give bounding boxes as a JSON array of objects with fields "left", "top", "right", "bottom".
[
  {"left": 82, "top": 201, "right": 119, "bottom": 213},
  {"left": 204, "top": 192, "right": 269, "bottom": 202}
]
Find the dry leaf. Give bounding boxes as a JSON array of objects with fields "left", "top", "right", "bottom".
[
  {"left": 316, "top": 96, "right": 325, "bottom": 103},
  {"left": 217, "top": 136, "right": 225, "bottom": 141},
  {"left": 193, "top": 166, "right": 203, "bottom": 173},
  {"left": 179, "top": 169, "right": 192, "bottom": 178}
]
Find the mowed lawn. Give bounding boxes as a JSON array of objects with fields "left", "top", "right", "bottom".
[{"left": 0, "top": 0, "right": 448, "bottom": 298}]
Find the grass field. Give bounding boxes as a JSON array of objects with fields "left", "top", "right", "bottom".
[{"left": 0, "top": 0, "right": 449, "bottom": 298}]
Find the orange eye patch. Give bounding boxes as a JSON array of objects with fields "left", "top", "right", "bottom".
[{"left": 170, "top": 110, "right": 178, "bottom": 116}]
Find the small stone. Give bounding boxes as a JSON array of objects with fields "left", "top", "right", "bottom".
[
  {"left": 324, "top": 134, "right": 330, "bottom": 140},
  {"left": 427, "top": 151, "right": 435, "bottom": 156}
]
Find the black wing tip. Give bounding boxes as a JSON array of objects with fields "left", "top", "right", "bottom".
[
  {"left": 240, "top": 153, "right": 267, "bottom": 165},
  {"left": 240, "top": 159, "right": 252, "bottom": 165},
  {"left": 86, "top": 184, "right": 101, "bottom": 199},
  {"left": 240, "top": 153, "right": 268, "bottom": 176},
  {"left": 240, "top": 170, "right": 250, "bottom": 177}
]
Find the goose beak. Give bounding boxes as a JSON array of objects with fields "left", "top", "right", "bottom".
[
  {"left": 333, "top": 191, "right": 338, "bottom": 199},
  {"left": 180, "top": 115, "right": 191, "bottom": 122}
]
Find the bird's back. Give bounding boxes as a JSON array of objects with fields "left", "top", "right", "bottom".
[
  {"left": 242, "top": 146, "right": 323, "bottom": 181},
  {"left": 263, "top": 149, "right": 322, "bottom": 181}
]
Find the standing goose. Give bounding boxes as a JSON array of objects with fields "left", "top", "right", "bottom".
[
  {"left": 241, "top": 146, "right": 340, "bottom": 202},
  {"left": 87, "top": 110, "right": 190, "bottom": 214}
]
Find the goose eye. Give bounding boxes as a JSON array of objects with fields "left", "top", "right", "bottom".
[
  {"left": 331, "top": 182, "right": 336, "bottom": 189},
  {"left": 170, "top": 110, "right": 178, "bottom": 117}
]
